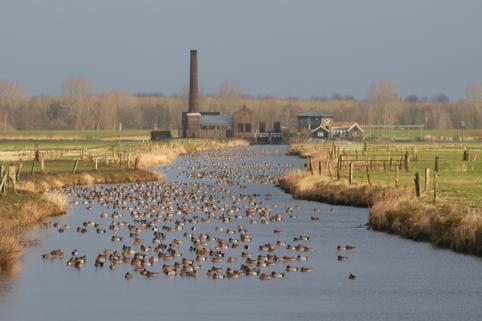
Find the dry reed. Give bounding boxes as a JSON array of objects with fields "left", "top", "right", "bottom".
[{"left": 280, "top": 169, "right": 482, "bottom": 256}]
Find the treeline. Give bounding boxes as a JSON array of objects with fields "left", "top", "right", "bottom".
[{"left": 1, "top": 94, "right": 482, "bottom": 130}]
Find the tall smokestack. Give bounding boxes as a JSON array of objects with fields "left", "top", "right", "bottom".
[{"left": 188, "top": 49, "right": 199, "bottom": 113}]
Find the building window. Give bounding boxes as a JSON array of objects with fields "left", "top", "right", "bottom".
[
  {"left": 238, "top": 123, "right": 244, "bottom": 132},
  {"left": 245, "top": 123, "right": 251, "bottom": 132},
  {"left": 209, "top": 126, "right": 215, "bottom": 130}
]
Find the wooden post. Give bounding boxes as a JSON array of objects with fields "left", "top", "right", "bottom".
[
  {"left": 31, "top": 159, "right": 36, "bottom": 175},
  {"left": 366, "top": 166, "right": 372, "bottom": 186},
  {"left": 414, "top": 173, "right": 421, "bottom": 198},
  {"left": 40, "top": 158, "right": 45, "bottom": 173},
  {"left": 463, "top": 147, "right": 469, "bottom": 161},
  {"left": 309, "top": 157, "right": 314, "bottom": 176},
  {"left": 72, "top": 160, "right": 79, "bottom": 174},
  {"left": 134, "top": 157, "right": 140, "bottom": 170},
  {"left": 389, "top": 157, "right": 393, "bottom": 171},
  {"left": 433, "top": 173, "right": 438, "bottom": 202},
  {"left": 395, "top": 166, "right": 400, "bottom": 187},
  {"left": 434, "top": 156, "right": 439, "bottom": 172},
  {"left": 349, "top": 162, "right": 353, "bottom": 185},
  {"left": 80, "top": 148, "right": 84, "bottom": 161},
  {"left": 34, "top": 145, "right": 40, "bottom": 162},
  {"left": 0, "top": 174, "right": 7, "bottom": 195},
  {"left": 0, "top": 164, "right": 4, "bottom": 181},
  {"left": 318, "top": 161, "right": 322, "bottom": 176},
  {"left": 404, "top": 151, "right": 410, "bottom": 171},
  {"left": 94, "top": 158, "right": 98, "bottom": 171},
  {"left": 424, "top": 168, "right": 430, "bottom": 192},
  {"left": 16, "top": 161, "right": 23, "bottom": 180}
]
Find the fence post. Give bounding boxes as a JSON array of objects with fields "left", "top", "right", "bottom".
[
  {"left": 94, "top": 158, "right": 98, "bottom": 171},
  {"left": 134, "top": 157, "right": 140, "bottom": 170},
  {"left": 434, "top": 156, "right": 439, "bottom": 172},
  {"left": 72, "top": 160, "right": 79, "bottom": 174},
  {"left": 31, "top": 159, "right": 36, "bottom": 175},
  {"left": 404, "top": 151, "right": 410, "bottom": 171},
  {"left": 40, "top": 157, "right": 45, "bottom": 173},
  {"left": 366, "top": 166, "right": 372, "bottom": 186},
  {"left": 424, "top": 168, "right": 430, "bottom": 192},
  {"left": 462, "top": 147, "right": 469, "bottom": 161},
  {"left": 433, "top": 173, "right": 438, "bottom": 202},
  {"left": 16, "top": 161, "right": 23, "bottom": 180},
  {"left": 318, "top": 161, "right": 322, "bottom": 176},
  {"left": 349, "top": 162, "right": 353, "bottom": 185},
  {"left": 0, "top": 164, "right": 4, "bottom": 182},
  {"left": 395, "top": 166, "right": 400, "bottom": 188},
  {"left": 414, "top": 173, "right": 421, "bottom": 198}
]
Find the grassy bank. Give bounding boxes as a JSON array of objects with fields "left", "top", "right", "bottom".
[
  {"left": 0, "top": 138, "right": 249, "bottom": 273},
  {"left": 282, "top": 141, "right": 482, "bottom": 257},
  {"left": 0, "top": 191, "right": 66, "bottom": 274}
]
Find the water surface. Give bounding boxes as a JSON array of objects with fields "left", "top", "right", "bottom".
[{"left": 0, "top": 146, "right": 480, "bottom": 321}]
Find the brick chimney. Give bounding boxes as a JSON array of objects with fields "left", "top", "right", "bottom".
[{"left": 188, "top": 49, "right": 199, "bottom": 113}]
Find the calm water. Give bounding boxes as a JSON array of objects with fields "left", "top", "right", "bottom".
[{"left": 0, "top": 146, "right": 480, "bottom": 321}]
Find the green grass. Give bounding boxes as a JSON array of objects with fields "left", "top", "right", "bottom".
[
  {"left": 365, "top": 128, "right": 482, "bottom": 141},
  {"left": 291, "top": 141, "right": 482, "bottom": 208},
  {"left": 0, "top": 129, "right": 150, "bottom": 139}
]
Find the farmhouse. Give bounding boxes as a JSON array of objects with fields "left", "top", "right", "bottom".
[
  {"left": 311, "top": 121, "right": 364, "bottom": 140},
  {"left": 297, "top": 111, "right": 334, "bottom": 131}
]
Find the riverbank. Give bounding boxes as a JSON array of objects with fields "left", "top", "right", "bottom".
[
  {"left": 0, "top": 138, "right": 249, "bottom": 273},
  {"left": 279, "top": 161, "right": 482, "bottom": 257}
]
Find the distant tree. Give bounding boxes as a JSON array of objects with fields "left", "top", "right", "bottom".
[
  {"left": 464, "top": 81, "right": 482, "bottom": 101},
  {"left": 0, "top": 80, "right": 29, "bottom": 98},
  {"left": 217, "top": 80, "right": 243, "bottom": 98},
  {"left": 367, "top": 81, "right": 379, "bottom": 101},
  {"left": 61, "top": 75, "right": 95, "bottom": 96},
  {"left": 432, "top": 94, "right": 450, "bottom": 103},
  {"left": 379, "top": 79, "right": 399, "bottom": 101},
  {"left": 405, "top": 95, "right": 419, "bottom": 103},
  {"left": 311, "top": 95, "right": 328, "bottom": 101}
]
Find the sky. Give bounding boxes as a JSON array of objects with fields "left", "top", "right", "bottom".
[{"left": 1, "top": 0, "right": 481, "bottom": 99}]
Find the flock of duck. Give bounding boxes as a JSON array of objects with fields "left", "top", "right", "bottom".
[{"left": 41, "top": 147, "right": 357, "bottom": 281}]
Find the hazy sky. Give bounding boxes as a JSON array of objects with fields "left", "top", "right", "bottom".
[{"left": 1, "top": 0, "right": 481, "bottom": 99}]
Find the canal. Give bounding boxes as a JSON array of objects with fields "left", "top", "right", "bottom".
[{"left": 0, "top": 146, "right": 480, "bottom": 321}]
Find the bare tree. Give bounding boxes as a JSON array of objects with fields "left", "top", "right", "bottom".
[
  {"left": 61, "top": 75, "right": 95, "bottom": 97},
  {"left": 0, "top": 80, "right": 29, "bottom": 98},
  {"left": 464, "top": 81, "right": 482, "bottom": 101},
  {"left": 217, "top": 80, "right": 243, "bottom": 98},
  {"left": 367, "top": 81, "right": 379, "bottom": 101},
  {"left": 379, "top": 79, "right": 399, "bottom": 101}
]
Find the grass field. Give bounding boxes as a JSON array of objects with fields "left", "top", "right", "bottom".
[
  {"left": 365, "top": 128, "right": 482, "bottom": 141},
  {"left": 0, "top": 129, "right": 151, "bottom": 139},
  {"left": 289, "top": 141, "right": 482, "bottom": 208},
  {"left": 285, "top": 140, "right": 482, "bottom": 256}
]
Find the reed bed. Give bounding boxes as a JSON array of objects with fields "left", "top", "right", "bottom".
[
  {"left": 279, "top": 169, "right": 482, "bottom": 256},
  {"left": 0, "top": 191, "right": 66, "bottom": 273}
]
